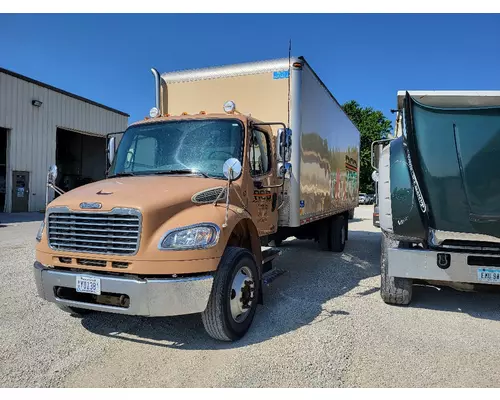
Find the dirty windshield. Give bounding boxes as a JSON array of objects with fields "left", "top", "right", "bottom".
[{"left": 109, "top": 119, "right": 243, "bottom": 179}]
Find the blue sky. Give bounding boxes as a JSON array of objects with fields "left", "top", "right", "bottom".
[{"left": 1, "top": 13, "right": 500, "bottom": 130}]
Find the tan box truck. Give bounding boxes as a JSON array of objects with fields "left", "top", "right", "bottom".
[{"left": 33, "top": 57, "right": 361, "bottom": 341}]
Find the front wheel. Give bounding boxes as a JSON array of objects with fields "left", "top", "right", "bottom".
[
  {"left": 201, "top": 247, "right": 260, "bottom": 341},
  {"left": 380, "top": 232, "right": 413, "bottom": 305}
]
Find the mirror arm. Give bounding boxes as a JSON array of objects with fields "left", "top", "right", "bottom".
[{"left": 48, "top": 183, "right": 65, "bottom": 196}]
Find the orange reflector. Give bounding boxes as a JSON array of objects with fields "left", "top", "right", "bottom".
[
  {"left": 293, "top": 62, "right": 302, "bottom": 68},
  {"left": 182, "top": 112, "right": 189, "bottom": 115},
  {"left": 199, "top": 111, "right": 206, "bottom": 115}
]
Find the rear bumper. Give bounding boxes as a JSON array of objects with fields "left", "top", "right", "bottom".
[
  {"left": 388, "top": 248, "right": 500, "bottom": 285},
  {"left": 33, "top": 262, "right": 214, "bottom": 316}
]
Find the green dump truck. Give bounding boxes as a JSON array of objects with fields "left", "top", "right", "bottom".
[{"left": 373, "top": 90, "right": 500, "bottom": 304}]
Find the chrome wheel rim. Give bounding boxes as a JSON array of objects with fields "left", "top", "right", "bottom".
[{"left": 229, "top": 266, "right": 255, "bottom": 323}]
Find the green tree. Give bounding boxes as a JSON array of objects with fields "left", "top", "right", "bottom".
[{"left": 342, "top": 100, "right": 392, "bottom": 193}]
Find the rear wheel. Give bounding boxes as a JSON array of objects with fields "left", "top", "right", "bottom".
[
  {"left": 330, "top": 215, "right": 346, "bottom": 252},
  {"left": 380, "top": 232, "right": 413, "bottom": 305},
  {"left": 318, "top": 218, "right": 331, "bottom": 251},
  {"left": 201, "top": 247, "right": 260, "bottom": 341}
]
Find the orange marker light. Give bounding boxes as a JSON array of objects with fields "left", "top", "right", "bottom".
[
  {"left": 182, "top": 112, "right": 189, "bottom": 115},
  {"left": 199, "top": 111, "right": 206, "bottom": 115}
]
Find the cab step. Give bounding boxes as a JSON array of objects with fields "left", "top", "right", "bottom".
[{"left": 262, "top": 247, "right": 282, "bottom": 265}]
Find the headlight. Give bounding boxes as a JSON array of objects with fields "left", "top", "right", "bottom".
[
  {"left": 36, "top": 220, "right": 45, "bottom": 242},
  {"left": 159, "top": 223, "right": 220, "bottom": 250}
]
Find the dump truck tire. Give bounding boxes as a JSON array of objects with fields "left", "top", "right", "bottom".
[
  {"left": 202, "top": 247, "right": 260, "bottom": 341},
  {"left": 330, "top": 215, "right": 346, "bottom": 252},
  {"left": 380, "top": 232, "right": 413, "bottom": 305}
]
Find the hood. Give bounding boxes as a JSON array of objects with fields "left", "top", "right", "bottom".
[
  {"left": 49, "top": 175, "right": 227, "bottom": 213},
  {"left": 406, "top": 95, "right": 500, "bottom": 239}
]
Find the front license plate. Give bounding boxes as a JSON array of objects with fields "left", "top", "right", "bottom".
[
  {"left": 477, "top": 268, "right": 500, "bottom": 283},
  {"left": 76, "top": 275, "right": 101, "bottom": 295}
]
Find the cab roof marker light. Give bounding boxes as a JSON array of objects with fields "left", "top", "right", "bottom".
[
  {"left": 223, "top": 101, "right": 236, "bottom": 114},
  {"left": 149, "top": 107, "right": 160, "bottom": 118}
]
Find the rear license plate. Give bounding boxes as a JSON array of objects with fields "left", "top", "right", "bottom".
[
  {"left": 477, "top": 268, "right": 500, "bottom": 283},
  {"left": 76, "top": 275, "right": 101, "bottom": 295}
]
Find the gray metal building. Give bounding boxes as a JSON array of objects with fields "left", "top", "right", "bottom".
[{"left": 0, "top": 68, "right": 129, "bottom": 213}]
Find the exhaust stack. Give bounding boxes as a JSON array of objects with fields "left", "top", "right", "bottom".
[{"left": 151, "top": 68, "right": 162, "bottom": 117}]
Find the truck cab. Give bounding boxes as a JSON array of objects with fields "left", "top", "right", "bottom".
[{"left": 35, "top": 99, "right": 291, "bottom": 341}]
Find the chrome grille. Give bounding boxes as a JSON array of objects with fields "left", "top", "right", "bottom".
[{"left": 48, "top": 208, "right": 141, "bottom": 255}]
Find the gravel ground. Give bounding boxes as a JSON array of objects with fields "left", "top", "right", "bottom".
[{"left": 1, "top": 206, "right": 500, "bottom": 388}]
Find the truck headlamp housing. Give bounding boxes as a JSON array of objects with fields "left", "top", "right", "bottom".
[
  {"left": 159, "top": 223, "right": 220, "bottom": 250},
  {"left": 36, "top": 220, "right": 45, "bottom": 242}
]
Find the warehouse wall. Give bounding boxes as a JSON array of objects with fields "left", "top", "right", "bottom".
[{"left": 0, "top": 71, "right": 128, "bottom": 212}]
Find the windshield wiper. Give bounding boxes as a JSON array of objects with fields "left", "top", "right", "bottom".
[
  {"left": 154, "top": 169, "right": 210, "bottom": 178},
  {"left": 108, "top": 172, "right": 136, "bottom": 178}
]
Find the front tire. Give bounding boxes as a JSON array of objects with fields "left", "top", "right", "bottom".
[
  {"left": 380, "top": 232, "right": 413, "bottom": 305},
  {"left": 201, "top": 247, "right": 260, "bottom": 341}
]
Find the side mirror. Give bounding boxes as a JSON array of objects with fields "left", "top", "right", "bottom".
[
  {"left": 371, "top": 138, "right": 392, "bottom": 170},
  {"left": 108, "top": 137, "right": 116, "bottom": 166},
  {"left": 277, "top": 128, "right": 292, "bottom": 162},
  {"left": 47, "top": 165, "right": 58, "bottom": 185},
  {"left": 223, "top": 158, "right": 242, "bottom": 181}
]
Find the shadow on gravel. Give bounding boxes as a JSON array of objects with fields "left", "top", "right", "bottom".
[
  {"left": 80, "top": 229, "right": 382, "bottom": 350},
  {"left": 409, "top": 284, "right": 500, "bottom": 322}
]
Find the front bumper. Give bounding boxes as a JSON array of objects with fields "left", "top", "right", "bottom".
[
  {"left": 33, "top": 262, "right": 214, "bottom": 316},
  {"left": 388, "top": 248, "right": 500, "bottom": 285}
]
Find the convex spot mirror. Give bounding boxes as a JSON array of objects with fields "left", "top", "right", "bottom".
[
  {"left": 48, "top": 165, "right": 58, "bottom": 185},
  {"left": 223, "top": 158, "right": 242, "bottom": 181}
]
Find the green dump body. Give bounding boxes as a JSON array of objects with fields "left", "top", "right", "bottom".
[{"left": 390, "top": 92, "right": 500, "bottom": 241}]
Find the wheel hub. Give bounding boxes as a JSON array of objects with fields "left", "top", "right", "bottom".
[{"left": 230, "top": 266, "right": 255, "bottom": 322}]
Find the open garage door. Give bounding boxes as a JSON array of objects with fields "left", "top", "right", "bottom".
[{"left": 55, "top": 128, "right": 106, "bottom": 194}]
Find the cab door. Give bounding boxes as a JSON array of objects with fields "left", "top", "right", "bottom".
[{"left": 247, "top": 127, "right": 279, "bottom": 236}]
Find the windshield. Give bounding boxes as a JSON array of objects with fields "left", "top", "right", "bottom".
[{"left": 109, "top": 119, "right": 244, "bottom": 179}]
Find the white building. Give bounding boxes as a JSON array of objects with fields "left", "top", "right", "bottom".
[{"left": 0, "top": 67, "right": 129, "bottom": 213}]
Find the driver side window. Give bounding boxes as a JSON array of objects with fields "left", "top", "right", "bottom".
[{"left": 250, "top": 129, "right": 271, "bottom": 177}]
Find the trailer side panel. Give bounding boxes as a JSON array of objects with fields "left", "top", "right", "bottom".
[{"left": 298, "top": 64, "right": 360, "bottom": 224}]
